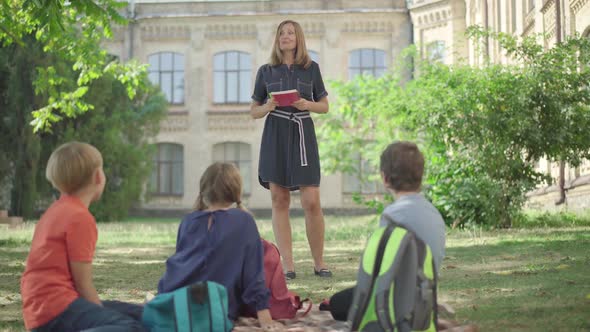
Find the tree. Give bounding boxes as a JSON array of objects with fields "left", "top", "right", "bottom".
[
  {"left": 0, "top": 36, "right": 167, "bottom": 220},
  {"left": 318, "top": 31, "right": 590, "bottom": 228},
  {"left": 0, "top": 0, "right": 147, "bottom": 132}
]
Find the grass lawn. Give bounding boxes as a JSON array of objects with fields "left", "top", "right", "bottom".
[{"left": 1, "top": 215, "right": 589, "bottom": 331}]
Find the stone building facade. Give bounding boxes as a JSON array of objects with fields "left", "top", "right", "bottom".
[
  {"left": 106, "top": 0, "right": 590, "bottom": 213},
  {"left": 105, "top": 0, "right": 412, "bottom": 213}
]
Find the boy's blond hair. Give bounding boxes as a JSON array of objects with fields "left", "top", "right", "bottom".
[{"left": 46, "top": 142, "right": 103, "bottom": 194}]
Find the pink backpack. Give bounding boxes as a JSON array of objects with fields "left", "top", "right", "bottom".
[{"left": 242, "top": 239, "right": 311, "bottom": 319}]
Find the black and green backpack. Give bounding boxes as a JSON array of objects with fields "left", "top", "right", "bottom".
[{"left": 347, "top": 221, "right": 438, "bottom": 332}]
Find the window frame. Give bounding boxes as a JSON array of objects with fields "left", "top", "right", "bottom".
[
  {"left": 150, "top": 143, "right": 184, "bottom": 196},
  {"left": 147, "top": 52, "right": 185, "bottom": 105},
  {"left": 342, "top": 152, "right": 386, "bottom": 195},
  {"left": 348, "top": 48, "right": 387, "bottom": 79},
  {"left": 212, "top": 142, "right": 252, "bottom": 195},
  {"left": 213, "top": 51, "right": 252, "bottom": 105}
]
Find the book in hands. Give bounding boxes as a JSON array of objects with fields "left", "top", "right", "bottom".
[{"left": 270, "top": 89, "right": 300, "bottom": 107}]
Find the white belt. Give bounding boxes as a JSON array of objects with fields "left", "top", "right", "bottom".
[{"left": 270, "top": 110, "right": 311, "bottom": 167}]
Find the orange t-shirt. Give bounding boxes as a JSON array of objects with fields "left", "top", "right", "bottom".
[{"left": 20, "top": 195, "right": 98, "bottom": 330}]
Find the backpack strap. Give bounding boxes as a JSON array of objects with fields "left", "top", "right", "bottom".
[
  {"left": 173, "top": 287, "right": 193, "bottom": 332},
  {"left": 374, "top": 226, "right": 418, "bottom": 332},
  {"left": 207, "top": 282, "right": 231, "bottom": 332},
  {"left": 298, "top": 298, "right": 313, "bottom": 317},
  {"left": 348, "top": 224, "right": 395, "bottom": 331}
]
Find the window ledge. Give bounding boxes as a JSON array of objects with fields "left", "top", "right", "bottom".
[
  {"left": 149, "top": 193, "right": 184, "bottom": 198},
  {"left": 206, "top": 109, "right": 251, "bottom": 115},
  {"left": 207, "top": 111, "right": 257, "bottom": 131},
  {"left": 168, "top": 110, "right": 189, "bottom": 116}
]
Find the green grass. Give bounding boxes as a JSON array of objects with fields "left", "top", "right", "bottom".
[{"left": 1, "top": 215, "right": 589, "bottom": 331}]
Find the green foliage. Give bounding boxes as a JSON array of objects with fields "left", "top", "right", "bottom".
[
  {"left": 319, "top": 31, "right": 590, "bottom": 228},
  {"left": 47, "top": 75, "right": 167, "bottom": 221},
  {"left": 0, "top": 0, "right": 148, "bottom": 132},
  {"left": 515, "top": 211, "right": 590, "bottom": 228},
  {"left": 0, "top": 36, "right": 167, "bottom": 220}
]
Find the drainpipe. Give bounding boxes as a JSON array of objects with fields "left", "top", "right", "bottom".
[
  {"left": 555, "top": 0, "right": 566, "bottom": 206},
  {"left": 128, "top": 0, "right": 136, "bottom": 60},
  {"left": 483, "top": 0, "right": 489, "bottom": 59},
  {"left": 407, "top": 0, "right": 414, "bottom": 80}
]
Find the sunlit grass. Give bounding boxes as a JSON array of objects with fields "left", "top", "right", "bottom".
[{"left": 1, "top": 216, "right": 589, "bottom": 331}]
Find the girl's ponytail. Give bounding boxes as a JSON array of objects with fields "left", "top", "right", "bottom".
[{"left": 194, "top": 194, "right": 207, "bottom": 211}]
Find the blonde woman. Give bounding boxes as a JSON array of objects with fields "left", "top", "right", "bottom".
[{"left": 250, "top": 20, "right": 331, "bottom": 279}]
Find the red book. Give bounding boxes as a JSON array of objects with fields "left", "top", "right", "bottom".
[{"left": 270, "top": 89, "right": 300, "bottom": 107}]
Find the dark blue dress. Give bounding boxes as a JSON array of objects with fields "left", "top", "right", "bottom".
[
  {"left": 251, "top": 61, "right": 328, "bottom": 191},
  {"left": 157, "top": 209, "right": 269, "bottom": 320}
]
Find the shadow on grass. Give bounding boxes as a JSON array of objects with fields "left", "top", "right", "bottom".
[{"left": 1, "top": 227, "right": 588, "bottom": 332}]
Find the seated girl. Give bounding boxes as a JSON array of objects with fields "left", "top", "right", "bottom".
[{"left": 157, "top": 162, "right": 280, "bottom": 330}]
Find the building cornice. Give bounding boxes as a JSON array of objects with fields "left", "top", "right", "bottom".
[
  {"left": 408, "top": 0, "right": 450, "bottom": 11},
  {"left": 570, "top": 0, "right": 589, "bottom": 14},
  {"left": 134, "top": 8, "right": 408, "bottom": 20},
  {"left": 204, "top": 23, "right": 257, "bottom": 39},
  {"left": 140, "top": 25, "right": 191, "bottom": 41},
  {"left": 411, "top": 8, "right": 452, "bottom": 28},
  {"left": 541, "top": 0, "right": 555, "bottom": 14},
  {"left": 342, "top": 21, "right": 395, "bottom": 34}
]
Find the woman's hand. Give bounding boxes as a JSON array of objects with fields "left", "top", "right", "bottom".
[
  {"left": 291, "top": 98, "right": 310, "bottom": 111},
  {"left": 251, "top": 98, "right": 277, "bottom": 119},
  {"left": 265, "top": 97, "right": 278, "bottom": 113}
]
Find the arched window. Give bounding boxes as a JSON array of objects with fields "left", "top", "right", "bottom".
[
  {"left": 348, "top": 48, "right": 386, "bottom": 79},
  {"left": 308, "top": 50, "right": 320, "bottom": 64},
  {"left": 150, "top": 143, "right": 184, "bottom": 195},
  {"left": 148, "top": 52, "right": 185, "bottom": 104},
  {"left": 213, "top": 51, "right": 252, "bottom": 104},
  {"left": 213, "top": 142, "right": 252, "bottom": 195}
]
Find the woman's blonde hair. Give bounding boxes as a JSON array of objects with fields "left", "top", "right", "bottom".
[
  {"left": 194, "top": 162, "right": 246, "bottom": 211},
  {"left": 270, "top": 20, "right": 312, "bottom": 69},
  {"left": 46, "top": 141, "right": 103, "bottom": 194}
]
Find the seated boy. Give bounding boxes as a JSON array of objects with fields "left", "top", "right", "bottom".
[
  {"left": 20, "top": 142, "right": 145, "bottom": 332},
  {"left": 328, "top": 141, "right": 446, "bottom": 320}
]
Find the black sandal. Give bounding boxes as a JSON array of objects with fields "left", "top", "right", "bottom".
[
  {"left": 314, "top": 268, "right": 333, "bottom": 278},
  {"left": 285, "top": 271, "right": 296, "bottom": 280}
]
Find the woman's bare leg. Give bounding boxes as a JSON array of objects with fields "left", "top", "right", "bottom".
[
  {"left": 269, "top": 183, "right": 294, "bottom": 272},
  {"left": 299, "top": 186, "right": 327, "bottom": 271}
]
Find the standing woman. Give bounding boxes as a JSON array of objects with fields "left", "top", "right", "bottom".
[{"left": 250, "top": 20, "right": 331, "bottom": 279}]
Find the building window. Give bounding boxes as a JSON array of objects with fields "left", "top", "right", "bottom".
[
  {"left": 213, "top": 51, "right": 252, "bottom": 104},
  {"left": 348, "top": 48, "right": 386, "bottom": 79},
  {"left": 511, "top": 0, "right": 517, "bottom": 32},
  {"left": 150, "top": 143, "right": 184, "bottom": 195},
  {"left": 343, "top": 152, "right": 384, "bottom": 194},
  {"left": 213, "top": 142, "right": 252, "bottom": 195},
  {"left": 309, "top": 50, "right": 320, "bottom": 64},
  {"left": 148, "top": 52, "right": 185, "bottom": 104},
  {"left": 427, "top": 41, "right": 446, "bottom": 62}
]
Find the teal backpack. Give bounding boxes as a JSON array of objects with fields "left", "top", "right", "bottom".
[
  {"left": 347, "top": 222, "right": 438, "bottom": 332},
  {"left": 142, "top": 281, "right": 234, "bottom": 332}
]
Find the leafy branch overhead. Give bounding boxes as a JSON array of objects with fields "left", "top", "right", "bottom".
[{"left": 0, "top": 0, "right": 146, "bottom": 132}]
